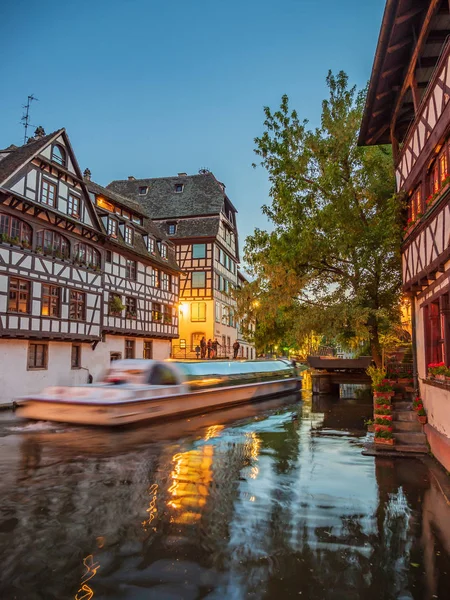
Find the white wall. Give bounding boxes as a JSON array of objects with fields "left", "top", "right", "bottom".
[{"left": 0, "top": 336, "right": 173, "bottom": 406}]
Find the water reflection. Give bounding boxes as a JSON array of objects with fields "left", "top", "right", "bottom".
[{"left": 0, "top": 393, "right": 449, "bottom": 599}]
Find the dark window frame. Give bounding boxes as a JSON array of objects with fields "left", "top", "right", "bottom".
[
  {"left": 125, "top": 259, "right": 137, "bottom": 280},
  {"left": 0, "top": 214, "right": 32, "bottom": 247},
  {"left": 41, "top": 284, "right": 61, "bottom": 317},
  {"left": 28, "top": 342, "right": 48, "bottom": 370},
  {"left": 69, "top": 290, "right": 86, "bottom": 321},
  {"left": 125, "top": 339, "right": 135, "bottom": 359},
  {"left": 41, "top": 178, "right": 57, "bottom": 208},
  {"left": 8, "top": 277, "right": 31, "bottom": 314},
  {"left": 71, "top": 343, "right": 82, "bottom": 369},
  {"left": 51, "top": 144, "right": 66, "bottom": 167}
]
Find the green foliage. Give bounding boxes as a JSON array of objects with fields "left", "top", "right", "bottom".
[
  {"left": 375, "top": 429, "right": 394, "bottom": 439},
  {"left": 236, "top": 71, "right": 403, "bottom": 365},
  {"left": 366, "top": 366, "right": 386, "bottom": 386}
]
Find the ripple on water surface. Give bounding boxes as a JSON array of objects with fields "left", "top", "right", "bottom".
[{"left": 0, "top": 393, "right": 449, "bottom": 600}]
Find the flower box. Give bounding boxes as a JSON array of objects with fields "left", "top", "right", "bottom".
[
  {"left": 373, "top": 391, "right": 394, "bottom": 399},
  {"left": 436, "top": 374, "right": 445, "bottom": 381},
  {"left": 374, "top": 424, "right": 392, "bottom": 432},
  {"left": 418, "top": 416, "right": 427, "bottom": 424},
  {"left": 374, "top": 403, "right": 391, "bottom": 411},
  {"left": 375, "top": 437, "right": 394, "bottom": 446}
]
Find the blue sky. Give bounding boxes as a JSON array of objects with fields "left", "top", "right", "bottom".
[{"left": 0, "top": 0, "right": 385, "bottom": 250}]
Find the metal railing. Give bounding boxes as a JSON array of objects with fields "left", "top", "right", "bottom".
[{"left": 172, "top": 344, "right": 232, "bottom": 359}]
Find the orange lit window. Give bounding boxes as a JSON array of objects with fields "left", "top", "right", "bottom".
[
  {"left": 431, "top": 162, "right": 439, "bottom": 194},
  {"left": 410, "top": 187, "right": 421, "bottom": 221},
  {"left": 96, "top": 197, "right": 114, "bottom": 212},
  {"left": 440, "top": 151, "right": 448, "bottom": 184}
]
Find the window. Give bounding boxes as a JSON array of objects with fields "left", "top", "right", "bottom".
[
  {"left": 28, "top": 343, "right": 48, "bottom": 370},
  {"left": 215, "top": 302, "right": 221, "bottom": 323},
  {"left": 68, "top": 194, "right": 80, "bottom": 217},
  {"left": 69, "top": 290, "right": 86, "bottom": 321},
  {"left": 192, "top": 271, "right": 206, "bottom": 288},
  {"left": 107, "top": 218, "right": 118, "bottom": 237},
  {"left": 125, "top": 339, "right": 135, "bottom": 359},
  {"left": 41, "top": 285, "right": 60, "bottom": 317},
  {"left": 147, "top": 237, "right": 156, "bottom": 254},
  {"left": 124, "top": 225, "right": 134, "bottom": 245},
  {"left": 73, "top": 242, "right": 100, "bottom": 268},
  {"left": 172, "top": 275, "right": 178, "bottom": 291},
  {"left": 423, "top": 293, "right": 450, "bottom": 368},
  {"left": 109, "top": 293, "right": 124, "bottom": 316},
  {"left": 41, "top": 179, "right": 57, "bottom": 207},
  {"left": 126, "top": 259, "right": 137, "bottom": 280},
  {"left": 97, "top": 197, "right": 114, "bottom": 212},
  {"left": 143, "top": 340, "right": 153, "bottom": 359},
  {"left": 106, "top": 250, "right": 112, "bottom": 263},
  {"left": 410, "top": 187, "right": 422, "bottom": 222},
  {"left": 163, "top": 306, "right": 173, "bottom": 324},
  {"left": 36, "top": 230, "right": 70, "bottom": 259},
  {"left": 71, "top": 344, "right": 81, "bottom": 369},
  {"left": 191, "top": 302, "right": 206, "bottom": 322},
  {"left": 219, "top": 248, "right": 225, "bottom": 265},
  {"left": 0, "top": 214, "right": 32, "bottom": 247},
  {"left": 175, "top": 184, "right": 183, "bottom": 193},
  {"left": 152, "top": 303, "right": 162, "bottom": 322},
  {"left": 132, "top": 215, "right": 143, "bottom": 225},
  {"left": 161, "top": 272, "right": 170, "bottom": 291},
  {"left": 160, "top": 243, "right": 168, "bottom": 260},
  {"left": 125, "top": 296, "right": 137, "bottom": 318},
  {"left": 122, "top": 211, "right": 130, "bottom": 221},
  {"left": 222, "top": 304, "right": 229, "bottom": 325},
  {"left": 168, "top": 223, "right": 177, "bottom": 235},
  {"left": 139, "top": 186, "right": 148, "bottom": 195},
  {"left": 51, "top": 145, "right": 66, "bottom": 166},
  {"left": 110, "top": 352, "right": 122, "bottom": 362},
  {"left": 8, "top": 277, "right": 30, "bottom": 313},
  {"left": 192, "top": 244, "right": 206, "bottom": 259},
  {"left": 440, "top": 151, "right": 448, "bottom": 185}
]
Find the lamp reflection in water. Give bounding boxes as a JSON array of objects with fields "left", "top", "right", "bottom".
[
  {"left": 74, "top": 554, "right": 100, "bottom": 600},
  {"left": 142, "top": 483, "right": 159, "bottom": 531},
  {"left": 246, "top": 431, "right": 261, "bottom": 480},
  {"left": 167, "top": 445, "right": 214, "bottom": 524}
]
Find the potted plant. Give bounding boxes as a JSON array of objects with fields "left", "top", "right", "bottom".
[
  {"left": 417, "top": 407, "right": 427, "bottom": 424},
  {"left": 374, "top": 429, "right": 394, "bottom": 446},
  {"left": 373, "top": 379, "right": 394, "bottom": 400},
  {"left": 374, "top": 418, "right": 393, "bottom": 431},
  {"left": 109, "top": 295, "right": 125, "bottom": 316},
  {"left": 364, "top": 419, "right": 374, "bottom": 433},
  {"left": 21, "top": 240, "right": 31, "bottom": 250},
  {"left": 374, "top": 402, "right": 391, "bottom": 411},
  {"left": 428, "top": 362, "right": 449, "bottom": 381}
]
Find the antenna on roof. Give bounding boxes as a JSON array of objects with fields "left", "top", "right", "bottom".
[{"left": 20, "top": 94, "right": 38, "bottom": 144}]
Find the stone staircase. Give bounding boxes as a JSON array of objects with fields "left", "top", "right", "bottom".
[{"left": 364, "top": 388, "right": 428, "bottom": 457}]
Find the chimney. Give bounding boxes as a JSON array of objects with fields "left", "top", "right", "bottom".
[
  {"left": 128, "top": 176, "right": 136, "bottom": 181},
  {"left": 177, "top": 172, "right": 187, "bottom": 177},
  {"left": 83, "top": 168, "right": 91, "bottom": 181},
  {"left": 34, "top": 126, "right": 46, "bottom": 139}
]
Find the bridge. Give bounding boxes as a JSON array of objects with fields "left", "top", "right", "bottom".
[{"left": 307, "top": 356, "right": 372, "bottom": 395}]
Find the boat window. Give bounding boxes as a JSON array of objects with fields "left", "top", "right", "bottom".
[{"left": 149, "top": 365, "right": 179, "bottom": 385}]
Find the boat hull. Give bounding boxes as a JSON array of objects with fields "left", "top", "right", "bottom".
[{"left": 18, "top": 378, "right": 299, "bottom": 426}]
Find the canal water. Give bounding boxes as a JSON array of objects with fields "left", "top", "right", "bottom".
[{"left": 0, "top": 391, "right": 449, "bottom": 600}]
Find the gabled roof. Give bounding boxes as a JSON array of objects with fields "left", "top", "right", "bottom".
[
  {"left": 0, "top": 129, "right": 64, "bottom": 186},
  {"left": 359, "top": 0, "right": 450, "bottom": 146},
  {"left": 107, "top": 172, "right": 236, "bottom": 220},
  {"left": 87, "top": 179, "right": 180, "bottom": 272}
]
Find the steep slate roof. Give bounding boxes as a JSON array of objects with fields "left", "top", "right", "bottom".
[
  {"left": 156, "top": 216, "right": 220, "bottom": 239},
  {"left": 86, "top": 180, "right": 180, "bottom": 272},
  {"left": 0, "top": 129, "right": 64, "bottom": 186},
  {"left": 107, "top": 172, "right": 230, "bottom": 219},
  {"left": 86, "top": 179, "right": 145, "bottom": 216}
]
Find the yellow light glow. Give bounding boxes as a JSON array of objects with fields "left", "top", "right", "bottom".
[
  {"left": 179, "top": 302, "right": 189, "bottom": 316},
  {"left": 96, "top": 197, "right": 114, "bottom": 212},
  {"left": 75, "top": 554, "right": 100, "bottom": 600},
  {"left": 252, "top": 300, "right": 260, "bottom": 308},
  {"left": 204, "top": 424, "right": 224, "bottom": 441}
]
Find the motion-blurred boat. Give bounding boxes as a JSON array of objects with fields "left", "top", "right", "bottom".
[{"left": 17, "top": 359, "right": 300, "bottom": 426}]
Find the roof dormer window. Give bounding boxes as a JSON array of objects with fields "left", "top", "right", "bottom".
[
  {"left": 158, "top": 241, "right": 168, "bottom": 260},
  {"left": 51, "top": 144, "right": 66, "bottom": 167},
  {"left": 147, "top": 237, "right": 156, "bottom": 254},
  {"left": 174, "top": 184, "right": 184, "bottom": 193},
  {"left": 124, "top": 225, "right": 134, "bottom": 245},
  {"left": 107, "top": 217, "right": 118, "bottom": 238},
  {"left": 168, "top": 223, "right": 177, "bottom": 235},
  {"left": 139, "top": 186, "right": 148, "bottom": 195}
]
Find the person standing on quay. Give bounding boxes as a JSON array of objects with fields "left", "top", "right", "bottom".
[
  {"left": 200, "top": 337, "right": 206, "bottom": 359},
  {"left": 207, "top": 339, "right": 212, "bottom": 359},
  {"left": 212, "top": 338, "right": 221, "bottom": 359},
  {"left": 233, "top": 340, "right": 240, "bottom": 359}
]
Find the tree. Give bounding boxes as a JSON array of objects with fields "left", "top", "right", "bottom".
[{"left": 236, "top": 71, "right": 403, "bottom": 366}]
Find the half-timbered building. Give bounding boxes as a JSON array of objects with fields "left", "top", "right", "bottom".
[
  {"left": 0, "top": 128, "right": 180, "bottom": 405},
  {"left": 108, "top": 171, "right": 254, "bottom": 358},
  {"left": 360, "top": 0, "right": 450, "bottom": 471}
]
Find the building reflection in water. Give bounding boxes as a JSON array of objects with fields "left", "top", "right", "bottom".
[{"left": 0, "top": 393, "right": 449, "bottom": 599}]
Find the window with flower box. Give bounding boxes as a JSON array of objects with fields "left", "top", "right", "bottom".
[
  {"left": 73, "top": 242, "right": 100, "bottom": 268},
  {"left": 152, "top": 303, "right": 162, "bottom": 322},
  {"left": 36, "top": 230, "right": 70, "bottom": 259},
  {"left": 125, "top": 296, "right": 137, "bottom": 319},
  {"left": 423, "top": 292, "right": 450, "bottom": 371},
  {"left": 0, "top": 214, "right": 32, "bottom": 247},
  {"left": 427, "top": 142, "right": 450, "bottom": 203}
]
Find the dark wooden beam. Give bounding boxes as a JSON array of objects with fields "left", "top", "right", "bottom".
[
  {"left": 388, "top": 37, "right": 412, "bottom": 53},
  {"left": 395, "top": 5, "right": 424, "bottom": 26}
]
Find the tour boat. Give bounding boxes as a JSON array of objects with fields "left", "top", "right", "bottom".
[{"left": 17, "top": 359, "right": 300, "bottom": 426}]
